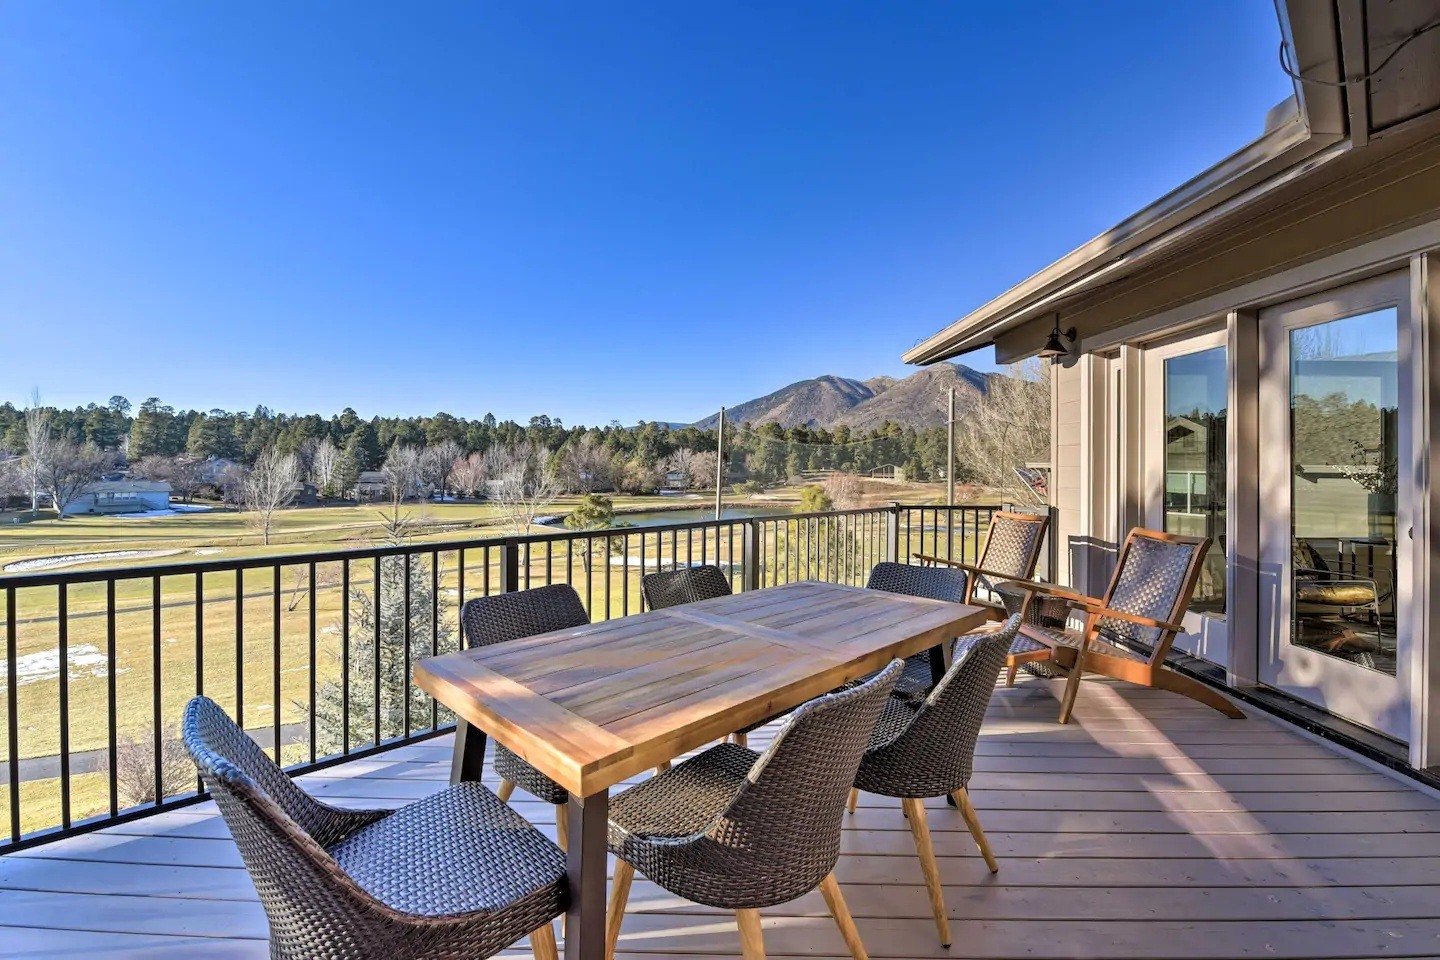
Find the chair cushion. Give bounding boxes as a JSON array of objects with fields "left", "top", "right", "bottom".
[
  {"left": 608, "top": 742, "right": 757, "bottom": 845},
  {"left": 1296, "top": 583, "right": 1377, "bottom": 606},
  {"left": 328, "top": 782, "right": 565, "bottom": 919}
]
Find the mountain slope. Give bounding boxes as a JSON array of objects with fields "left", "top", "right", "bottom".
[
  {"left": 838, "top": 363, "right": 992, "bottom": 431},
  {"left": 691, "top": 375, "right": 877, "bottom": 430},
  {"left": 691, "top": 363, "right": 991, "bottom": 431}
]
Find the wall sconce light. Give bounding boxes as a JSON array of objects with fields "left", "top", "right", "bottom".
[{"left": 1037, "top": 318, "right": 1077, "bottom": 361}]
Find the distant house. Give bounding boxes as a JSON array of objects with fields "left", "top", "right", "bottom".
[
  {"left": 662, "top": 469, "right": 689, "bottom": 489},
  {"left": 62, "top": 480, "right": 172, "bottom": 517},
  {"left": 351, "top": 471, "right": 389, "bottom": 502}
]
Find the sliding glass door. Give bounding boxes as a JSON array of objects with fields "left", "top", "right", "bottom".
[
  {"left": 1144, "top": 330, "right": 1228, "bottom": 665},
  {"left": 1257, "top": 273, "right": 1412, "bottom": 742}
]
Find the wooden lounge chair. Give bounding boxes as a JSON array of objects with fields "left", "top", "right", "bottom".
[
  {"left": 999, "top": 527, "right": 1243, "bottom": 723},
  {"left": 912, "top": 509, "right": 1050, "bottom": 618}
]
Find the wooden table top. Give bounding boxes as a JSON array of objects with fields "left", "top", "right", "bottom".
[{"left": 414, "top": 580, "right": 988, "bottom": 797}]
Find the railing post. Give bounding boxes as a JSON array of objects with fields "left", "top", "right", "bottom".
[
  {"left": 886, "top": 502, "right": 900, "bottom": 563},
  {"left": 742, "top": 520, "right": 761, "bottom": 591},
  {"left": 500, "top": 538, "right": 520, "bottom": 593}
]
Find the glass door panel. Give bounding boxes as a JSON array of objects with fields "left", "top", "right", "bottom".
[
  {"left": 1257, "top": 270, "right": 1411, "bottom": 744},
  {"left": 1163, "top": 346, "right": 1227, "bottom": 616},
  {"left": 1288, "top": 310, "right": 1398, "bottom": 675}
]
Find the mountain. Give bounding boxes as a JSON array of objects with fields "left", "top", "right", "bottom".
[
  {"left": 691, "top": 375, "right": 877, "bottom": 431},
  {"left": 690, "top": 363, "right": 991, "bottom": 431},
  {"left": 838, "top": 363, "right": 992, "bottom": 432}
]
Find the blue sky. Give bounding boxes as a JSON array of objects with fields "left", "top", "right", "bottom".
[{"left": 0, "top": 2, "right": 1292, "bottom": 426}]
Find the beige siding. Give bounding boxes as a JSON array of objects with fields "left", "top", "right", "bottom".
[{"left": 1051, "top": 360, "right": 1083, "bottom": 586}]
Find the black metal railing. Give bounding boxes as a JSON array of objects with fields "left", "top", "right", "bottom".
[{"left": 0, "top": 501, "right": 1046, "bottom": 851}]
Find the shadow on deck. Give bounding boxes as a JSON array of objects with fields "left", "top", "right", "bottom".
[{"left": 2, "top": 676, "right": 1440, "bottom": 958}]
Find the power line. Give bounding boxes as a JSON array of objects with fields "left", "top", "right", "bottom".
[{"left": 1278, "top": 21, "right": 1440, "bottom": 88}]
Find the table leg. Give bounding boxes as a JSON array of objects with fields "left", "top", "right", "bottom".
[
  {"left": 565, "top": 789, "right": 609, "bottom": 960},
  {"left": 929, "top": 644, "right": 958, "bottom": 807},
  {"left": 450, "top": 720, "right": 487, "bottom": 784}
]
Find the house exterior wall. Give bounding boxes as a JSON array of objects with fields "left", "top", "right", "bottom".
[{"left": 1045, "top": 215, "right": 1440, "bottom": 770}]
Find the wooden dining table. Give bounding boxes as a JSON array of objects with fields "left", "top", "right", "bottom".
[{"left": 414, "top": 578, "right": 988, "bottom": 960}]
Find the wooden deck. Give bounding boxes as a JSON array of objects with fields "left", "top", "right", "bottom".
[{"left": 3, "top": 675, "right": 1440, "bottom": 958}]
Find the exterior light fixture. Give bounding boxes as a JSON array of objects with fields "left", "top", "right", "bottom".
[{"left": 1037, "top": 318, "right": 1077, "bottom": 361}]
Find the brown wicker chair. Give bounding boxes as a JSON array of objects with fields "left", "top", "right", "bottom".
[
  {"left": 641, "top": 564, "right": 766, "bottom": 749},
  {"left": 641, "top": 564, "right": 733, "bottom": 611},
  {"left": 864, "top": 561, "right": 972, "bottom": 704},
  {"left": 604, "top": 661, "right": 905, "bottom": 960},
  {"left": 914, "top": 509, "right": 1050, "bottom": 685},
  {"left": 460, "top": 584, "right": 591, "bottom": 848},
  {"left": 183, "top": 696, "right": 565, "bottom": 960},
  {"left": 913, "top": 509, "right": 1050, "bottom": 612},
  {"left": 1001, "top": 527, "right": 1243, "bottom": 723},
  {"left": 848, "top": 618, "right": 1019, "bottom": 945}
]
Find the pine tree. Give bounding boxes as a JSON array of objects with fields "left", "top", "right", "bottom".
[{"left": 313, "top": 513, "right": 457, "bottom": 756}]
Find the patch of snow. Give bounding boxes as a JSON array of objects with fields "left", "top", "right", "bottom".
[
  {"left": 4, "top": 549, "right": 184, "bottom": 573},
  {"left": 193, "top": 548, "right": 222, "bottom": 556},
  {"left": 0, "top": 644, "right": 119, "bottom": 686},
  {"left": 112, "top": 503, "right": 214, "bottom": 519}
]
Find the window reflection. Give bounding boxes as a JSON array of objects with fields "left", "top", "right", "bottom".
[
  {"left": 1289, "top": 309, "right": 1398, "bottom": 675},
  {"left": 1163, "top": 346, "right": 1227, "bottom": 616}
]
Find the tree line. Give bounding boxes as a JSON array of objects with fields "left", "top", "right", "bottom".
[{"left": 0, "top": 363, "right": 1051, "bottom": 513}]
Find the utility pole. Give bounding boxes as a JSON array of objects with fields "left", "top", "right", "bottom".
[
  {"left": 714, "top": 406, "right": 726, "bottom": 521},
  {"left": 946, "top": 387, "right": 956, "bottom": 507}
]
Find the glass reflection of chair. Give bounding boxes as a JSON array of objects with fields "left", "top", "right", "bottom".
[{"left": 1292, "top": 537, "right": 1388, "bottom": 669}]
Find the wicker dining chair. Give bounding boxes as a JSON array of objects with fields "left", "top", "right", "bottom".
[
  {"left": 183, "top": 696, "right": 565, "bottom": 960},
  {"left": 1001, "top": 527, "right": 1243, "bottom": 723},
  {"left": 641, "top": 564, "right": 767, "bottom": 749},
  {"left": 847, "top": 618, "right": 1020, "bottom": 946},
  {"left": 865, "top": 561, "right": 973, "bottom": 704},
  {"left": 913, "top": 510, "right": 1051, "bottom": 686},
  {"left": 604, "top": 660, "right": 905, "bottom": 960},
  {"left": 641, "top": 564, "right": 733, "bottom": 611},
  {"left": 460, "top": 584, "right": 591, "bottom": 847}
]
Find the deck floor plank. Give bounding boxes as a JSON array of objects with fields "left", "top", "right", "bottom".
[{"left": 4, "top": 675, "right": 1440, "bottom": 957}]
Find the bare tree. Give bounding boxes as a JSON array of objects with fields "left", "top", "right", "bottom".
[
  {"left": 22, "top": 389, "right": 51, "bottom": 514},
  {"left": 42, "top": 440, "right": 114, "bottom": 518},
  {"left": 420, "top": 440, "right": 462, "bottom": 499},
  {"left": 687, "top": 449, "right": 718, "bottom": 491},
  {"left": 112, "top": 726, "right": 193, "bottom": 807},
  {"left": 218, "top": 462, "right": 249, "bottom": 507},
  {"left": 661, "top": 448, "right": 699, "bottom": 488},
  {"left": 311, "top": 436, "right": 340, "bottom": 498},
  {"left": 486, "top": 441, "right": 561, "bottom": 533},
  {"left": 952, "top": 358, "right": 1052, "bottom": 503},
  {"left": 241, "top": 446, "right": 300, "bottom": 545},
  {"left": 449, "top": 451, "right": 488, "bottom": 498},
  {"left": 821, "top": 470, "right": 864, "bottom": 509},
  {"left": 559, "top": 434, "right": 616, "bottom": 493},
  {"left": 381, "top": 444, "right": 423, "bottom": 505},
  {"left": 0, "top": 453, "right": 24, "bottom": 504}
]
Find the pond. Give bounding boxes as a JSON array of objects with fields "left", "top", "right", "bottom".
[{"left": 604, "top": 505, "right": 786, "bottom": 528}]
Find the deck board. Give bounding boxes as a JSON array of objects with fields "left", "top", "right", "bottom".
[{"left": 4, "top": 675, "right": 1440, "bottom": 958}]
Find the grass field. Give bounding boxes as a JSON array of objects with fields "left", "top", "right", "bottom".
[
  {"left": 0, "top": 484, "right": 990, "bottom": 838},
  {"left": 0, "top": 494, "right": 766, "bottom": 569}
]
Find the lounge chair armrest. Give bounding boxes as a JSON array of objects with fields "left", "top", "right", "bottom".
[
  {"left": 910, "top": 555, "right": 1025, "bottom": 584},
  {"left": 984, "top": 574, "right": 1096, "bottom": 607},
  {"left": 1067, "top": 599, "right": 1185, "bottom": 634}
]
